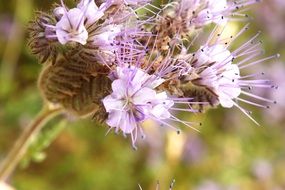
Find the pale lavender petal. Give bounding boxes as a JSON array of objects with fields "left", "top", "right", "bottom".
[
  {"left": 111, "top": 79, "right": 127, "bottom": 98},
  {"left": 151, "top": 104, "right": 171, "bottom": 119},
  {"left": 102, "top": 95, "right": 125, "bottom": 112},
  {"left": 91, "top": 25, "right": 121, "bottom": 47},
  {"left": 77, "top": 0, "right": 104, "bottom": 24},
  {"left": 132, "top": 87, "right": 156, "bottom": 104}
]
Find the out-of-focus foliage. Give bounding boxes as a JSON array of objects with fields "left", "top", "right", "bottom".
[
  {"left": 0, "top": 0, "right": 285, "bottom": 190},
  {"left": 20, "top": 119, "right": 67, "bottom": 168}
]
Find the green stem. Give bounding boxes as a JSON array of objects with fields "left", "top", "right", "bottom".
[{"left": 0, "top": 106, "right": 63, "bottom": 181}]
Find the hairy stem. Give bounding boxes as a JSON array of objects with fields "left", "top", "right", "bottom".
[{"left": 0, "top": 106, "right": 64, "bottom": 181}]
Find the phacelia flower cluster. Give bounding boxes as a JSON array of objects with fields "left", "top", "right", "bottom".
[{"left": 28, "top": 0, "right": 278, "bottom": 147}]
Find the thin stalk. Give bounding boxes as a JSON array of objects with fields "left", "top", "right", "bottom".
[{"left": 0, "top": 106, "right": 64, "bottom": 181}]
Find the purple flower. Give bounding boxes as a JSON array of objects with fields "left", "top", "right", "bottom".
[
  {"left": 54, "top": 0, "right": 108, "bottom": 45},
  {"left": 169, "top": 0, "right": 258, "bottom": 29},
  {"left": 55, "top": 8, "right": 88, "bottom": 45},
  {"left": 77, "top": 0, "right": 106, "bottom": 25},
  {"left": 102, "top": 66, "right": 173, "bottom": 148},
  {"left": 32, "top": 0, "right": 128, "bottom": 65},
  {"left": 179, "top": 25, "right": 278, "bottom": 124},
  {"left": 145, "top": 0, "right": 261, "bottom": 53},
  {"left": 27, "top": 0, "right": 279, "bottom": 150},
  {"left": 251, "top": 159, "right": 273, "bottom": 180},
  {"left": 89, "top": 24, "right": 122, "bottom": 49},
  {"left": 194, "top": 0, "right": 228, "bottom": 25},
  {"left": 193, "top": 44, "right": 240, "bottom": 108},
  {"left": 106, "top": 0, "right": 150, "bottom": 7}
]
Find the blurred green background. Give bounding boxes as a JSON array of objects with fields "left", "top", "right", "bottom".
[{"left": 1, "top": 0, "right": 285, "bottom": 189}]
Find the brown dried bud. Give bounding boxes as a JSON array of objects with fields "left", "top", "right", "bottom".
[
  {"left": 38, "top": 56, "right": 112, "bottom": 122},
  {"left": 28, "top": 11, "right": 58, "bottom": 64}
]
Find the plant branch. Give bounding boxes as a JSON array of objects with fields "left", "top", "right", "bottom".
[{"left": 0, "top": 106, "right": 64, "bottom": 181}]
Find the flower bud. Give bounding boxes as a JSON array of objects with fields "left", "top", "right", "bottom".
[{"left": 38, "top": 56, "right": 111, "bottom": 121}]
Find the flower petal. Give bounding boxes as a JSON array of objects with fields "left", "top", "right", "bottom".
[
  {"left": 111, "top": 79, "right": 127, "bottom": 99},
  {"left": 55, "top": 8, "right": 88, "bottom": 45},
  {"left": 132, "top": 87, "right": 156, "bottom": 104},
  {"left": 102, "top": 95, "right": 125, "bottom": 112},
  {"left": 77, "top": 0, "right": 104, "bottom": 24}
]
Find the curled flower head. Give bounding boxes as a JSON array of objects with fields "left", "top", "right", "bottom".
[
  {"left": 192, "top": 44, "right": 240, "bottom": 108},
  {"left": 143, "top": 0, "right": 260, "bottom": 52},
  {"left": 28, "top": 0, "right": 127, "bottom": 65},
  {"left": 102, "top": 66, "right": 173, "bottom": 148},
  {"left": 179, "top": 25, "right": 278, "bottom": 124},
  {"left": 27, "top": 0, "right": 278, "bottom": 149},
  {"left": 28, "top": 11, "right": 58, "bottom": 63}
]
